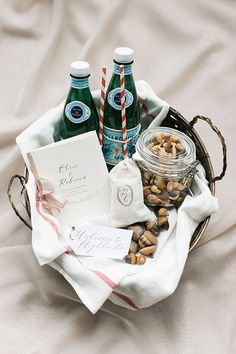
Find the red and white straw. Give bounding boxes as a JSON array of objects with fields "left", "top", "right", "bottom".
[
  {"left": 119, "top": 65, "right": 128, "bottom": 159},
  {"left": 99, "top": 66, "right": 107, "bottom": 145}
]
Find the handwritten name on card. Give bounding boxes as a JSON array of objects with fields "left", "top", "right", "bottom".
[{"left": 69, "top": 225, "right": 132, "bottom": 259}]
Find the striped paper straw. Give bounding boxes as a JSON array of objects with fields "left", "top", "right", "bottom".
[
  {"left": 120, "top": 65, "right": 128, "bottom": 159},
  {"left": 99, "top": 66, "right": 107, "bottom": 145}
]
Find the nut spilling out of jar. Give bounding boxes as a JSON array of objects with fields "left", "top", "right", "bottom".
[
  {"left": 123, "top": 208, "right": 169, "bottom": 265},
  {"left": 136, "top": 127, "right": 197, "bottom": 207}
]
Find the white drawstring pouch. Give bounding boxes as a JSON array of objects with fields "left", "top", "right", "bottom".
[
  {"left": 16, "top": 80, "right": 218, "bottom": 314},
  {"left": 109, "top": 158, "right": 155, "bottom": 227}
]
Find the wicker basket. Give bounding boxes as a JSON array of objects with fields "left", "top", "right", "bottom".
[{"left": 8, "top": 107, "right": 227, "bottom": 251}]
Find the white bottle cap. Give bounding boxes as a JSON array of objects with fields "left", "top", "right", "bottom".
[
  {"left": 70, "top": 61, "right": 90, "bottom": 77},
  {"left": 113, "top": 47, "right": 134, "bottom": 63}
]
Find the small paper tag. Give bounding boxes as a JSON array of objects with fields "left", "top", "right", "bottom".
[{"left": 69, "top": 225, "right": 132, "bottom": 259}]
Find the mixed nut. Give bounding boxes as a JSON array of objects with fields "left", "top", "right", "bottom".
[
  {"left": 147, "top": 132, "right": 185, "bottom": 159},
  {"left": 124, "top": 208, "right": 169, "bottom": 265},
  {"left": 141, "top": 171, "right": 191, "bottom": 207},
  {"left": 140, "top": 132, "right": 194, "bottom": 207}
]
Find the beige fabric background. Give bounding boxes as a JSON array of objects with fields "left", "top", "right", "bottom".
[{"left": 0, "top": 0, "right": 235, "bottom": 353}]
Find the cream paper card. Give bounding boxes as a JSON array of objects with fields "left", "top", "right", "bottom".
[
  {"left": 69, "top": 225, "right": 132, "bottom": 259},
  {"left": 27, "top": 131, "right": 111, "bottom": 225}
]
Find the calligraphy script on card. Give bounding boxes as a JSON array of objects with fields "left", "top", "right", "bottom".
[
  {"left": 57, "top": 162, "right": 97, "bottom": 204},
  {"left": 27, "top": 131, "right": 111, "bottom": 225},
  {"left": 69, "top": 225, "right": 132, "bottom": 259}
]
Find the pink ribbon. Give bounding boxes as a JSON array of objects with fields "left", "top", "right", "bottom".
[
  {"left": 36, "top": 177, "right": 67, "bottom": 213},
  {"left": 27, "top": 152, "right": 67, "bottom": 214}
]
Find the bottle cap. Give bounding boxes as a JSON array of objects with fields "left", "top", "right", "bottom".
[
  {"left": 70, "top": 61, "right": 90, "bottom": 77},
  {"left": 113, "top": 47, "right": 134, "bottom": 63}
]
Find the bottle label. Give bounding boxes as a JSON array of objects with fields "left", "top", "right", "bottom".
[
  {"left": 108, "top": 88, "right": 133, "bottom": 110},
  {"left": 102, "top": 124, "right": 140, "bottom": 166},
  {"left": 114, "top": 63, "right": 132, "bottom": 75},
  {"left": 65, "top": 101, "right": 91, "bottom": 124},
  {"left": 71, "top": 78, "right": 89, "bottom": 89}
]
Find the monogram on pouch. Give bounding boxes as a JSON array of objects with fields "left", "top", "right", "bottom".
[{"left": 117, "top": 185, "right": 133, "bottom": 206}]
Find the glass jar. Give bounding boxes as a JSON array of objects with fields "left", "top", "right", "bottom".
[{"left": 135, "top": 127, "right": 197, "bottom": 208}]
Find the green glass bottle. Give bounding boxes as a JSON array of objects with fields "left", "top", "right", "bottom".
[
  {"left": 54, "top": 61, "right": 99, "bottom": 141},
  {"left": 102, "top": 47, "right": 141, "bottom": 169}
]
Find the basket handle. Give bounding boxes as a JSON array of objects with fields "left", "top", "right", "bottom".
[
  {"left": 7, "top": 174, "right": 32, "bottom": 229},
  {"left": 189, "top": 115, "right": 227, "bottom": 182}
]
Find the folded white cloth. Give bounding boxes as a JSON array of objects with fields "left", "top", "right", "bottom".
[{"left": 16, "top": 80, "right": 218, "bottom": 314}]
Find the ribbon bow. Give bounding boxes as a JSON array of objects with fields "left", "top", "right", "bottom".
[
  {"left": 36, "top": 177, "right": 67, "bottom": 213},
  {"left": 27, "top": 152, "right": 67, "bottom": 214}
]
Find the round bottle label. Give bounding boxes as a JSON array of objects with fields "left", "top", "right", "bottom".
[
  {"left": 108, "top": 88, "right": 133, "bottom": 110},
  {"left": 65, "top": 101, "right": 91, "bottom": 124},
  {"left": 102, "top": 124, "right": 140, "bottom": 166}
]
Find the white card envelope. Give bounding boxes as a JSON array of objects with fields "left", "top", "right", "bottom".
[
  {"left": 69, "top": 224, "right": 132, "bottom": 259},
  {"left": 27, "top": 131, "right": 111, "bottom": 225}
]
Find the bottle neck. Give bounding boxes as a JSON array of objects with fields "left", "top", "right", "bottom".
[
  {"left": 113, "top": 62, "right": 132, "bottom": 75},
  {"left": 70, "top": 76, "right": 89, "bottom": 89}
]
